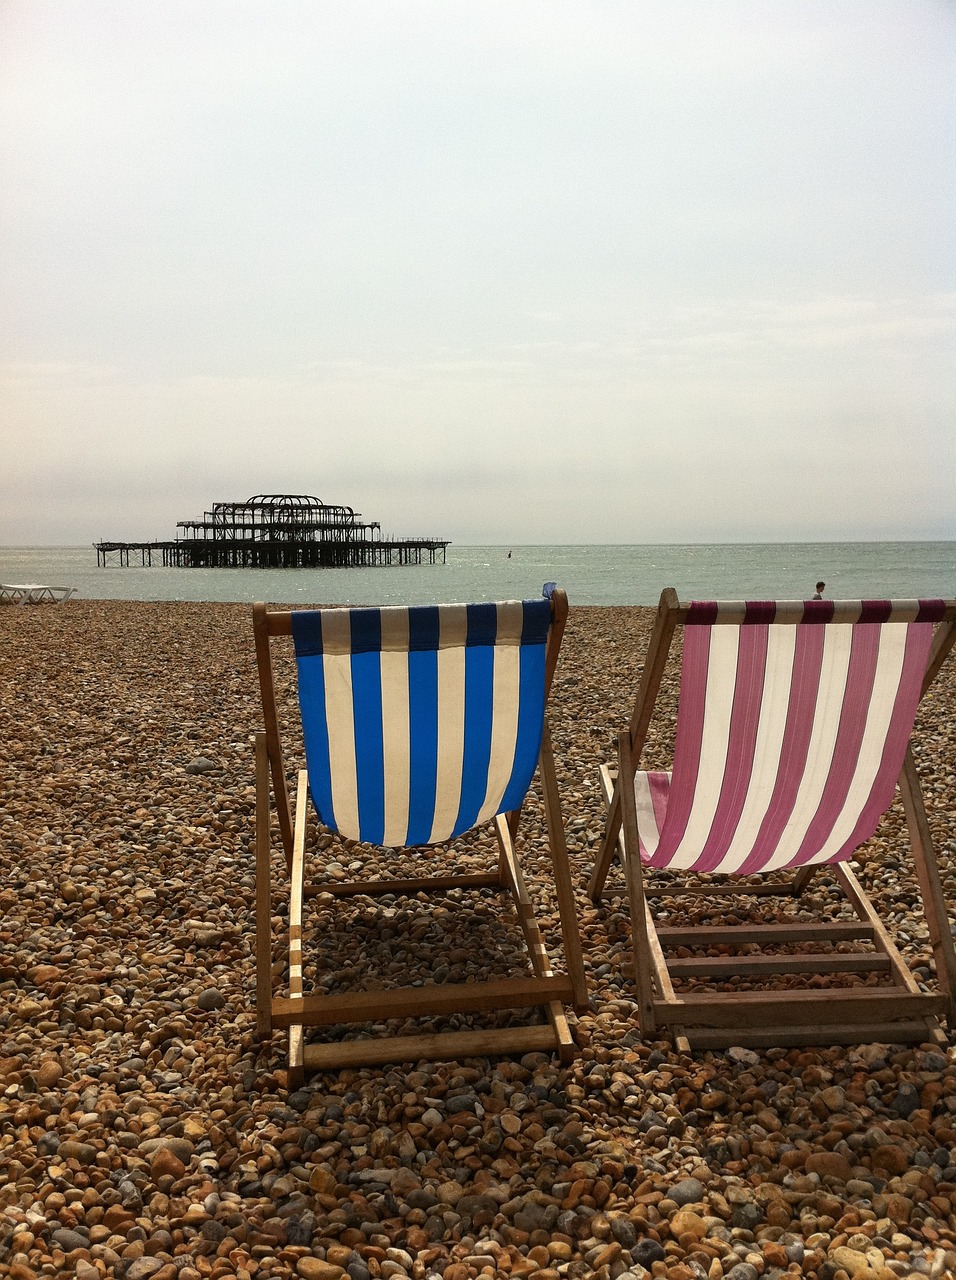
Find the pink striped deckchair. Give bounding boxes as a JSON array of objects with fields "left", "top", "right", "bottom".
[
  {"left": 253, "top": 589, "right": 586, "bottom": 1081},
  {"left": 590, "top": 589, "right": 956, "bottom": 1050}
]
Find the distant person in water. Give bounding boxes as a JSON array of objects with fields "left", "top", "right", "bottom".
[{"left": 813, "top": 581, "right": 825, "bottom": 599}]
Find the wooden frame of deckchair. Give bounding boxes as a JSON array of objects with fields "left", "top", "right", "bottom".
[
  {"left": 253, "top": 590, "right": 587, "bottom": 1083},
  {"left": 590, "top": 588, "right": 956, "bottom": 1051}
]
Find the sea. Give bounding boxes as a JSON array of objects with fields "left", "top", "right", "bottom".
[{"left": 2, "top": 543, "right": 955, "bottom": 607}]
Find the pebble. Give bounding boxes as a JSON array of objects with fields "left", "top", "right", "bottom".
[
  {"left": 670, "top": 1177, "right": 705, "bottom": 1206},
  {"left": 1, "top": 600, "right": 955, "bottom": 1280}
]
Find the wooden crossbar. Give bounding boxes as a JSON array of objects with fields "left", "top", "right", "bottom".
[
  {"left": 665, "top": 952, "right": 892, "bottom": 978},
  {"left": 686, "top": 1021, "right": 936, "bottom": 1050},
  {"left": 644, "top": 882, "right": 806, "bottom": 898},
  {"left": 655, "top": 922, "right": 876, "bottom": 946},
  {"left": 271, "top": 974, "right": 575, "bottom": 1029},
  {"left": 654, "top": 989, "right": 949, "bottom": 1028},
  {"left": 305, "top": 872, "right": 502, "bottom": 899},
  {"left": 302, "top": 1025, "right": 559, "bottom": 1071}
]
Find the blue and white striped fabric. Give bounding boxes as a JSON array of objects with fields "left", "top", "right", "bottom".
[{"left": 291, "top": 599, "right": 553, "bottom": 846}]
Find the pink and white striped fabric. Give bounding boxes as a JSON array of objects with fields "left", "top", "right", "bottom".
[{"left": 634, "top": 599, "right": 945, "bottom": 873}]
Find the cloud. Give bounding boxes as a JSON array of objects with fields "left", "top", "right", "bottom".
[{"left": 1, "top": 1, "right": 954, "bottom": 544}]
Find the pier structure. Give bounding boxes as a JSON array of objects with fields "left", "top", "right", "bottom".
[{"left": 95, "top": 494, "right": 449, "bottom": 569}]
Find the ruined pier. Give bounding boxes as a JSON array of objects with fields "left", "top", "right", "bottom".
[{"left": 95, "top": 494, "right": 449, "bottom": 569}]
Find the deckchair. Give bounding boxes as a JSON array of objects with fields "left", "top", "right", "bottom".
[
  {"left": 253, "top": 589, "right": 587, "bottom": 1082},
  {"left": 589, "top": 589, "right": 956, "bottom": 1050}
]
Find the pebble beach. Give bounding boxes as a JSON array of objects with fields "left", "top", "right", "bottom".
[{"left": 2, "top": 599, "right": 955, "bottom": 1280}]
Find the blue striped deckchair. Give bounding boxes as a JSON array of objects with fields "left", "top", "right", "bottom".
[
  {"left": 253, "top": 589, "right": 587, "bottom": 1081},
  {"left": 589, "top": 588, "right": 956, "bottom": 1051}
]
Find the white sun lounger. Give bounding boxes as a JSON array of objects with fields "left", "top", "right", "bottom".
[{"left": 0, "top": 583, "right": 76, "bottom": 605}]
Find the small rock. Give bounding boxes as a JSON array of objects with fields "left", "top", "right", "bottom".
[
  {"left": 51, "top": 1228, "right": 90, "bottom": 1252},
  {"left": 310, "top": 1167, "right": 336, "bottom": 1195},
  {"left": 610, "top": 1217, "right": 638, "bottom": 1249},
  {"left": 35, "top": 1059, "right": 63, "bottom": 1088},
  {"left": 185, "top": 758, "right": 218, "bottom": 774},
  {"left": 297, "top": 1260, "right": 346, "bottom": 1280},
  {"left": 727, "top": 1047, "right": 761, "bottom": 1066},
  {"left": 514, "top": 1201, "right": 551, "bottom": 1233},
  {"left": 125, "top": 1262, "right": 166, "bottom": 1280},
  {"left": 670, "top": 1177, "right": 704, "bottom": 1206},
  {"left": 872, "top": 1145, "right": 910, "bottom": 1177},
  {"left": 445, "top": 1092, "right": 480, "bottom": 1114},
  {"left": 139, "top": 1137, "right": 195, "bottom": 1162},
  {"left": 670, "top": 1209, "right": 707, "bottom": 1240},
  {"left": 891, "top": 1083, "right": 921, "bottom": 1118},
  {"left": 805, "top": 1150, "right": 853, "bottom": 1183},
  {"left": 196, "top": 987, "right": 226, "bottom": 1011},
  {"left": 57, "top": 1140, "right": 98, "bottom": 1166},
  {"left": 819, "top": 1085, "right": 846, "bottom": 1112},
  {"left": 632, "top": 1238, "right": 666, "bottom": 1268},
  {"left": 151, "top": 1146, "right": 186, "bottom": 1180},
  {"left": 732, "top": 1203, "right": 763, "bottom": 1231},
  {"left": 829, "top": 1246, "right": 880, "bottom": 1279},
  {"left": 919, "top": 1051, "right": 948, "bottom": 1072}
]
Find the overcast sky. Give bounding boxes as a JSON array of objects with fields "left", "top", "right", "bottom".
[{"left": 2, "top": 0, "right": 954, "bottom": 545}]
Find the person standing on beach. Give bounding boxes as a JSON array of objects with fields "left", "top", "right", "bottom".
[{"left": 813, "top": 581, "right": 825, "bottom": 599}]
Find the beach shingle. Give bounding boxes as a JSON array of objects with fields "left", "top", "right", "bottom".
[{"left": 1, "top": 599, "right": 955, "bottom": 1278}]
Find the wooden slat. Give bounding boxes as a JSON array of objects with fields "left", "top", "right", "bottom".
[
  {"left": 253, "top": 603, "right": 294, "bottom": 865},
  {"left": 898, "top": 747, "right": 956, "bottom": 1021},
  {"left": 537, "top": 721, "right": 589, "bottom": 1012},
  {"left": 264, "top": 610, "right": 294, "bottom": 635},
  {"left": 286, "top": 771, "right": 310, "bottom": 1090},
  {"left": 589, "top": 587, "right": 681, "bottom": 901},
  {"left": 302, "top": 1024, "right": 559, "bottom": 1071},
  {"left": 645, "top": 880, "right": 808, "bottom": 898},
  {"left": 589, "top": 763, "right": 625, "bottom": 902},
  {"left": 665, "top": 952, "right": 892, "bottom": 977},
  {"left": 921, "top": 610, "right": 956, "bottom": 694},
  {"left": 643, "top": 900, "right": 678, "bottom": 1001},
  {"left": 305, "top": 872, "right": 501, "bottom": 899},
  {"left": 494, "top": 813, "right": 574, "bottom": 1055},
  {"left": 271, "top": 974, "right": 575, "bottom": 1029},
  {"left": 254, "top": 731, "right": 274, "bottom": 1037},
  {"left": 656, "top": 922, "right": 875, "bottom": 946},
  {"left": 617, "top": 732, "right": 659, "bottom": 1033},
  {"left": 684, "top": 1020, "right": 935, "bottom": 1049},
  {"left": 653, "top": 989, "right": 948, "bottom": 1029},
  {"left": 543, "top": 588, "right": 568, "bottom": 701},
  {"left": 834, "top": 862, "right": 921, "bottom": 993}
]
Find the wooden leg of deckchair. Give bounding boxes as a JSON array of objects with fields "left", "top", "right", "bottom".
[
  {"left": 617, "top": 732, "right": 657, "bottom": 1036},
  {"left": 791, "top": 865, "right": 818, "bottom": 896},
  {"left": 592, "top": 586, "right": 679, "bottom": 904},
  {"left": 495, "top": 815, "right": 575, "bottom": 1063},
  {"left": 835, "top": 864, "right": 923, "bottom": 995},
  {"left": 636, "top": 891, "right": 690, "bottom": 1051},
  {"left": 286, "top": 770, "right": 309, "bottom": 1089},
  {"left": 899, "top": 748, "right": 956, "bottom": 1025},
  {"left": 538, "top": 723, "right": 588, "bottom": 1011},
  {"left": 254, "top": 732, "right": 273, "bottom": 1038},
  {"left": 835, "top": 862, "right": 942, "bottom": 1043},
  {"left": 589, "top": 778, "right": 622, "bottom": 901}
]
